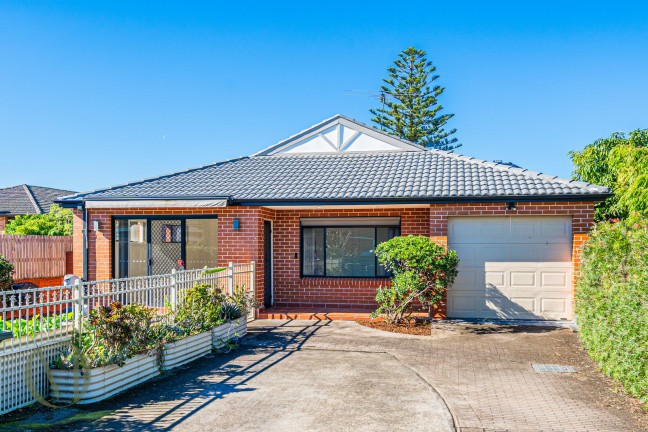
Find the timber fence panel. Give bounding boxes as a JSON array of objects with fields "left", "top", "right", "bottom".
[{"left": 0, "top": 235, "right": 73, "bottom": 280}]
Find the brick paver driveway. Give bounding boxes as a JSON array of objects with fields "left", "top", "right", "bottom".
[{"left": 244, "top": 320, "right": 645, "bottom": 432}]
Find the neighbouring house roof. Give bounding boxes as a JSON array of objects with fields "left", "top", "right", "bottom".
[
  {"left": 59, "top": 115, "right": 609, "bottom": 206},
  {"left": 0, "top": 185, "right": 77, "bottom": 215}
]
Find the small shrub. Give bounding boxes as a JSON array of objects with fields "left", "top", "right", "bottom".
[
  {"left": 221, "top": 284, "right": 259, "bottom": 321},
  {"left": 372, "top": 235, "right": 459, "bottom": 323},
  {"left": 2, "top": 311, "right": 73, "bottom": 338},
  {"left": 174, "top": 283, "right": 225, "bottom": 334},
  {"left": 576, "top": 215, "right": 648, "bottom": 408},
  {"left": 54, "top": 302, "right": 158, "bottom": 369},
  {"left": 0, "top": 255, "right": 14, "bottom": 291}
]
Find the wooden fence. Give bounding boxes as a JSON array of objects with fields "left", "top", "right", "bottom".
[{"left": 0, "top": 235, "right": 73, "bottom": 280}]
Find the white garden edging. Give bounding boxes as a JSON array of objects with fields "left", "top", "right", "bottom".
[
  {"left": 161, "top": 330, "right": 212, "bottom": 371},
  {"left": 49, "top": 352, "right": 159, "bottom": 404},
  {"left": 212, "top": 318, "right": 247, "bottom": 349}
]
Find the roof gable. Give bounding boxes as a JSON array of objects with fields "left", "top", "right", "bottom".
[{"left": 254, "top": 114, "right": 425, "bottom": 156}]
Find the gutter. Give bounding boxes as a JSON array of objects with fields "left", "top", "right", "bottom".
[{"left": 233, "top": 193, "right": 612, "bottom": 207}]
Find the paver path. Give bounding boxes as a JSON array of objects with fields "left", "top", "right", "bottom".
[{"left": 244, "top": 320, "right": 645, "bottom": 432}]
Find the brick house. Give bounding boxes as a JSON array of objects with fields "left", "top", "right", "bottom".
[
  {"left": 58, "top": 115, "right": 608, "bottom": 321},
  {"left": 0, "top": 184, "right": 76, "bottom": 233}
]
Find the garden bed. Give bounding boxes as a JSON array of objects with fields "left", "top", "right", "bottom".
[
  {"left": 161, "top": 330, "right": 212, "bottom": 371},
  {"left": 356, "top": 319, "right": 432, "bottom": 336},
  {"left": 212, "top": 318, "right": 247, "bottom": 349},
  {"left": 49, "top": 352, "right": 159, "bottom": 404}
]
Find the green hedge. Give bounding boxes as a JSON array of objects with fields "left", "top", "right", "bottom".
[{"left": 576, "top": 215, "right": 648, "bottom": 408}]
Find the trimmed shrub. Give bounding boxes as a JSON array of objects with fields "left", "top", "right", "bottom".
[
  {"left": 576, "top": 215, "right": 648, "bottom": 408},
  {"left": 373, "top": 235, "right": 459, "bottom": 323}
]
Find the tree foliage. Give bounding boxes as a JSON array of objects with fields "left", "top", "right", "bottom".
[
  {"left": 372, "top": 235, "right": 459, "bottom": 323},
  {"left": 575, "top": 215, "right": 648, "bottom": 407},
  {"left": 370, "top": 47, "right": 459, "bottom": 151},
  {"left": 570, "top": 129, "right": 648, "bottom": 220},
  {"left": 0, "top": 255, "right": 14, "bottom": 291},
  {"left": 4, "top": 204, "right": 73, "bottom": 236}
]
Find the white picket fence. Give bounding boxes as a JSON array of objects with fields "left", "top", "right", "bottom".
[
  {"left": 0, "top": 262, "right": 255, "bottom": 416},
  {"left": 0, "top": 235, "right": 72, "bottom": 280}
]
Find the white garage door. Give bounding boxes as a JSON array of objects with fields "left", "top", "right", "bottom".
[{"left": 447, "top": 216, "right": 573, "bottom": 320}]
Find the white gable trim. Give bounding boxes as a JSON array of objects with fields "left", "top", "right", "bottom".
[{"left": 253, "top": 115, "right": 425, "bottom": 156}]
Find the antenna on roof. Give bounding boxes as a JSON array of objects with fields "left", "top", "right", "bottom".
[{"left": 343, "top": 90, "right": 420, "bottom": 131}]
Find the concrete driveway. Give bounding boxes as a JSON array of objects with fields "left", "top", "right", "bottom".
[{"left": 4, "top": 320, "right": 645, "bottom": 432}]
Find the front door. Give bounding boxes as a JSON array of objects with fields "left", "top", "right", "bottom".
[
  {"left": 263, "top": 220, "right": 272, "bottom": 308},
  {"left": 149, "top": 219, "right": 183, "bottom": 275}
]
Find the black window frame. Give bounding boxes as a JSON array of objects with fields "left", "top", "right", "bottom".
[
  {"left": 300, "top": 223, "right": 401, "bottom": 279},
  {"left": 111, "top": 215, "right": 218, "bottom": 278}
]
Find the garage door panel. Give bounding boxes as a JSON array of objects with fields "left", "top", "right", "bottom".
[
  {"left": 447, "top": 216, "right": 573, "bottom": 321},
  {"left": 449, "top": 295, "right": 479, "bottom": 314},
  {"left": 454, "top": 268, "right": 479, "bottom": 288},
  {"left": 485, "top": 271, "right": 505, "bottom": 287},
  {"left": 510, "top": 271, "right": 536, "bottom": 287}
]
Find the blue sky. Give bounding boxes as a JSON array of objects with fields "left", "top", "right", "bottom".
[{"left": 1, "top": 1, "right": 646, "bottom": 192}]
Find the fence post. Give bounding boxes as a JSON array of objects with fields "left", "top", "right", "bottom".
[
  {"left": 170, "top": 269, "right": 177, "bottom": 311},
  {"left": 73, "top": 279, "right": 83, "bottom": 332},
  {"left": 228, "top": 262, "right": 235, "bottom": 295},
  {"left": 250, "top": 260, "right": 255, "bottom": 296}
]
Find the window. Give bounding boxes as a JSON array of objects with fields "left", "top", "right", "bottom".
[
  {"left": 301, "top": 219, "right": 400, "bottom": 278},
  {"left": 113, "top": 216, "right": 218, "bottom": 277}
]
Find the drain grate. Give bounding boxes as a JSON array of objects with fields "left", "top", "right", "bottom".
[{"left": 532, "top": 364, "right": 576, "bottom": 373}]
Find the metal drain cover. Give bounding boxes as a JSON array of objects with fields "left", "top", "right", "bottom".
[{"left": 532, "top": 364, "right": 576, "bottom": 373}]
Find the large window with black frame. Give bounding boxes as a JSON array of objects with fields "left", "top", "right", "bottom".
[
  {"left": 301, "top": 217, "right": 400, "bottom": 278},
  {"left": 113, "top": 216, "right": 218, "bottom": 278}
]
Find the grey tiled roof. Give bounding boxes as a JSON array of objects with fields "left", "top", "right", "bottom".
[
  {"left": 62, "top": 151, "right": 608, "bottom": 203},
  {"left": 0, "top": 185, "right": 77, "bottom": 215}
]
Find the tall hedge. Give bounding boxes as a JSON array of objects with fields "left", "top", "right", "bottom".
[{"left": 576, "top": 215, "right": 648, "bottom": 408}]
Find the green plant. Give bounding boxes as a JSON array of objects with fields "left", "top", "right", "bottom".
[
  {"left": 372, "top": 235, "right": 459, "bottom": 323},
  {"left": 2, "top": 311, "right": 74, "bottom": 338},
  {"left": 174, "top": 283, "right": 225, "bottom": 334},
  {"left": 570, "top": 129, "right": 648, "bottom": 220},
  {"left": 575, "top": 215, "right": 648, "bottom": 408},
  {"left": 54, "top": 302, "right": 158, "bottom": 369},
  {"left": 221, "top": 284, "right": 259, "bottom": 321},
  {"left": 4, "top": 204, "right": 73, "bottom": 236},
  {"left": 0, "top": 255, "right": 14, "bottom": 291}
]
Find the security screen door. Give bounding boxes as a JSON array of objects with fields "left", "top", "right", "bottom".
[
  {"left": 150, "top": 219, "right": 183, "bottom": 275},
  {"left": 114, "top": 217, "right": 218, "bottom": 278}
]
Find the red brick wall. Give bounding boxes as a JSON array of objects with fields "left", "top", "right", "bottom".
[
  {"left": 271, "top": 208, "right": 430, "bottom": 308},
  {"left": 0, "top": 216, "right": 6, "bottom": 233},
  {"left": 72, "top": 201, "right": 597, "bottom": 314}
]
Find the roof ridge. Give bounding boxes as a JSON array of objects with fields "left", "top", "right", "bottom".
[
  {"left": 22, "top": 184, "right": 43, "bottom": 214},
  {"left": 425, "top": 148, "right": 609, "bottom": 192},
  {"left": 63, "top": 156, "right": 249, "bottom": 201}
]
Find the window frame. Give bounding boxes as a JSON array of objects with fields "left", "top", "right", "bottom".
[
  {"left": 299, "top": 222, "right": 401, "bottom": 279},
  {"left": 111, "top": 215, "right": 218, "bottom": 278}
]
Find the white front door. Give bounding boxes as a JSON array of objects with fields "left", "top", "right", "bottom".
[{"left": 447, "top": 216, "right": 573, "bottom": 320}]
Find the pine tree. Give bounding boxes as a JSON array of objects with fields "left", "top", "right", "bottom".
[{"left": 370, "top": 47, "right": 460, "bottom": 151}]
